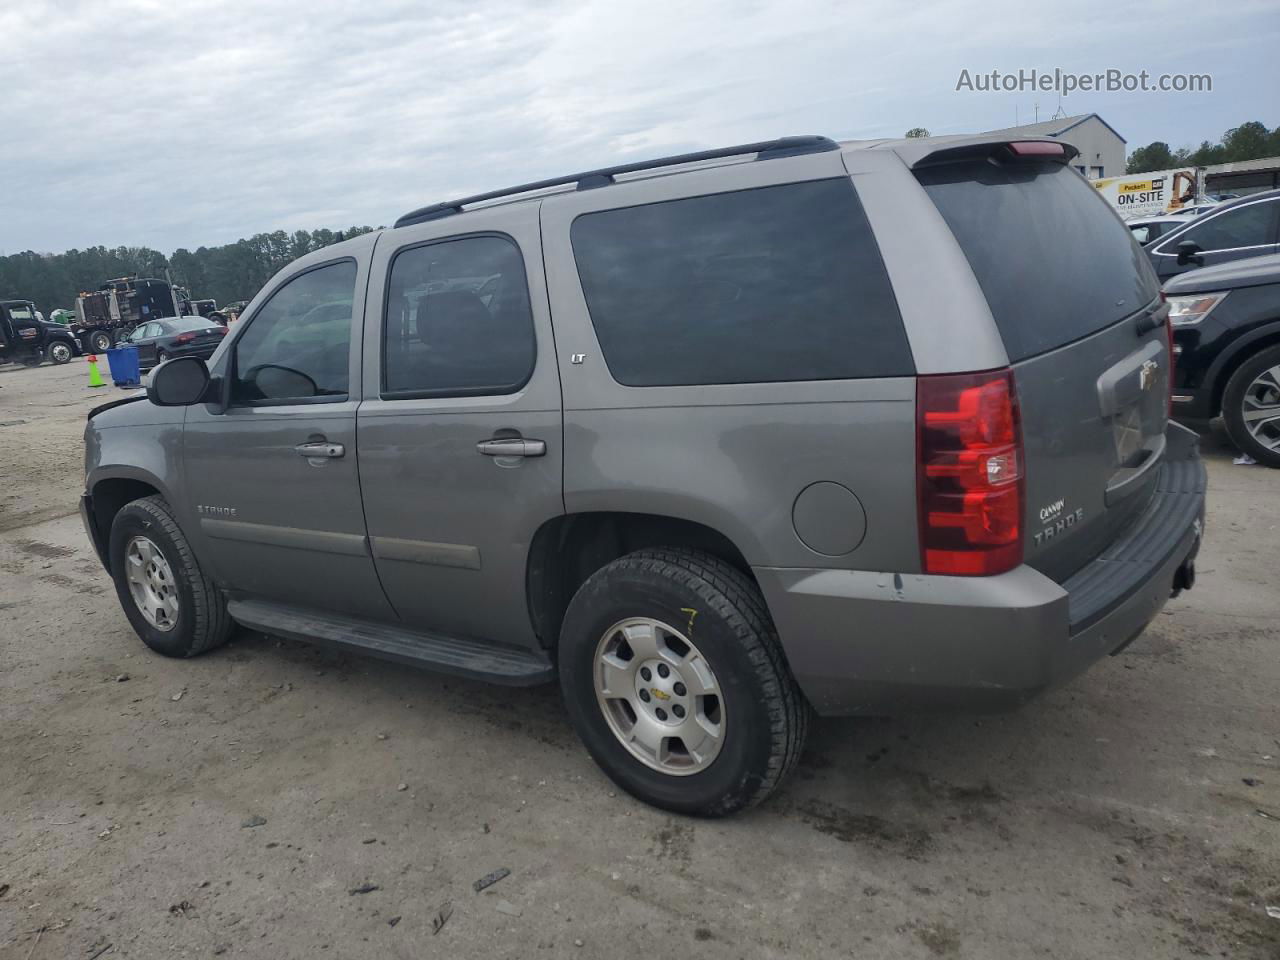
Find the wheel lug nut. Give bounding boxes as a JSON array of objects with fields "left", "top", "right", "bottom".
[
  {"left": 673, "top": 682, "right": 686, "bottom": 697},
  {"left": 640, "top": 667, "right": 652, "bottom": 681},
  {"left": 655, "top": 707, "right": 668, "bottom": 721},
  {"left": 657, "top": 663, "right": 670, "bottom": 679},
  {"left": 673, "top": 705, "right": 685, "bottom": 719},
  {"left": 639, "top": 689, "right": 651, "bottom": 702}
]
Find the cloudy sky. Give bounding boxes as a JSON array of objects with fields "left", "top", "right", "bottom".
[{"left": 3, "top": 0, "right": 1277, "bottom": 254}]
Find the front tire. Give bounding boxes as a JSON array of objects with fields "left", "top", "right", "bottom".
[
  {"left": 157, "top": 350, "right": 171, "bottom": 363},
  {"left": 1222, "top": 344, "right": 1280, "bottom": 468},
  {"left": 48, "top": 341, "right": 73, "bottom": 364},
  {"left": 559, "top": 548, "right": 808, "bottom": 816},
  {"left": 88, "top": 330, "right": 112, "bottom": 353},
  {"left": 108, "top": 496, "right": 232, "bottom": 658}
]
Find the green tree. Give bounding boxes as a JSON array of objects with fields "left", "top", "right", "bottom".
[{"left": 904, "top": 127, "right": 931, "bottom": 138}]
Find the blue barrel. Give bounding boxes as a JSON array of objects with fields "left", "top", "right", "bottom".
[{"left": 105, "top": 345, "right": 141, "bottom": 387}]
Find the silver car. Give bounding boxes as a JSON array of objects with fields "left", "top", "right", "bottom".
[{"left": 81, "top": 134, "right": 1206, "bottom": 815}]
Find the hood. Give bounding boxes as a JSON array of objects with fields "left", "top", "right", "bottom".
[{"left": 1162, "top": 252, "right": 1280, "bottom": 295}]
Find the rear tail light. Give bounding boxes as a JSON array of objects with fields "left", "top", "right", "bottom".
[
  {"left": 1165, "top": 309, "right": 1175, "bottom": 415},
  {"left": 175, "top": 332, "right": 196, "bottom": 344},
  {"left": 1007, "top": 140, "right": 1066, "bottom": 157},
  {"left": 917, "top": 368, "right": 1024, "bottom": 576}
]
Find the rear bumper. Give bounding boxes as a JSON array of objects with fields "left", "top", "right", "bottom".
[{"left": 757, "top": 423, "right": 1207, "bottom": 716}]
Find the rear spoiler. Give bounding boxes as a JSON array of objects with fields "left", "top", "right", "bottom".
[{"left": 893, "top": 135, "right": 1080, "bottom": 170}]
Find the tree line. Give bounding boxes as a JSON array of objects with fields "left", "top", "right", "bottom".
[
  {"left": 0, "top": 226, "right": 376, "bottom": 318},
  {"left": 1126, "top": 120, "right": 1280, "bottom": 174}
]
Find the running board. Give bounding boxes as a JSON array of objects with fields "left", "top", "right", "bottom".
[{"left": 226, "top": 598, "right": 555, "bottom": 686}]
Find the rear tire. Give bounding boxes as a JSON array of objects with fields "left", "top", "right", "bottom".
[
  {"left": 559, "top": 548, "right": 808, "bottom": 816},
  {"left": 108, "top": 496, "right": 232, "bottom": 658},
  {"left": 1222, "top": 344, "right": 1280, "bottom": 468},
  {"left": 88, "top": 330, "right": 112, "bottom": 353}
]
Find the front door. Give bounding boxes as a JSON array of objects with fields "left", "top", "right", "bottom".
[
  {"left": 357, "top": 202, "right": 563, "bottom": 650},
  {"left": 1152, "top": 196, "right": 1280, "bottom": 280},
  {"left": 183, "top": 251, "right": 395, "bottom": 621}
]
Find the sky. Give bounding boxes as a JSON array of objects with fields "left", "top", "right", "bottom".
[{"left": 2, "top": 0, "right": 1277, "bottom": 255}]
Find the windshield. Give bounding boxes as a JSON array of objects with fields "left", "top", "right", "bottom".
[
  {"left": 917, "top": 159, "right": 1160, "bottom": 361},
  {"left": 7, "top": 305, "right": 34, "bottom": 320}
]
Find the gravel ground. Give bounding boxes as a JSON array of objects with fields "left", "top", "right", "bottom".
[{"left": 1, "top": 358, "right": 1278, "bottom": 959}]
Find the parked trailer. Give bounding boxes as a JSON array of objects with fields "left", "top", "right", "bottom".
[
  {"left": 74, "top": 277, "right": 180, "bottom": 352},
  {"left": 1091, "top": 167, "right": 1206, "bottom": 220}
]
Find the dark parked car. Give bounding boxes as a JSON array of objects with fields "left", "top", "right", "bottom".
[
  {"left": 124, "top": 316, "right": 227, "bottom": 368},
  {"left": 0, "top": 299, "right": 83, "bottom": 366},
  {"left": 1146, "top": 189, "right": 1280, "bottom": 282},
  {"left": 1165, "top": 251, "right": 1280, "bottom": 466}
]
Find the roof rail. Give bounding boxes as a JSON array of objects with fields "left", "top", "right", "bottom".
[{"left": 393, "top": 135, "right": 840, "bottom": 228}]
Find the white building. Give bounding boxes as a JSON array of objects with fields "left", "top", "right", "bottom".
[{"left": 982, "top": 113, "right": 1126, "bottom": 180}]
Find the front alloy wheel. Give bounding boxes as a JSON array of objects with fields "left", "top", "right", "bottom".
[
  {"left": 124, "top": 535, "right": 179, "bottom": 631},
  {"left": 1223, "top": 344, "right": 1280, "bottom": 468},
  {"left": 48, "top": 341, "right": 73, "bottom": 364}
]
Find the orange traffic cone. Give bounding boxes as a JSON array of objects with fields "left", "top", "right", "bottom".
[{"left": 87, "top": 354, "right": 106, "bottom": 388}]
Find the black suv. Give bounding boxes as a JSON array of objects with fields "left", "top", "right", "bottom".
[{"left": 1165, "top": 252, "right": 1280, "bottom": 465}]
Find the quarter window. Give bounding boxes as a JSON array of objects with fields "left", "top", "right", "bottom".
[
  {"left": 383, "top": 235, "right": 535, "bottom": 397},
  {"left": 1181, "top": 200, "right": 1276, "bottom": 252},
  {"left": 230, "top": 260, "right": 356, "bottom": 405},
  {"left": 570, "top": 179, "right": 911, "bottom": 386}
]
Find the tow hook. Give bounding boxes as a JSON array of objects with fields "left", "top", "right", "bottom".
[{"left": 1171, "top": 559, "right": 1196, "bottom": 598}]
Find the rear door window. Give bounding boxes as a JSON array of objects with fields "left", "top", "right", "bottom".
[
  {"left": 917, "top": 160, "right": 1159, "bottom": 362},
  {"left": 570, "top": 179, "right": 911, "bottom": 386},
  {"left": 1178, "top": 199, "right": 1277, "bottom": 252}
]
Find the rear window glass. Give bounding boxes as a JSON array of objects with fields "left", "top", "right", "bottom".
[
  {"left": 917, "top": 160, "right": 1159, "bottom": 361},
  {"left": 170, "top": 316, "right": 215, "bottom": 331},
  {"left": 570, "top": 179, "right": 912, "bottom": 386}
]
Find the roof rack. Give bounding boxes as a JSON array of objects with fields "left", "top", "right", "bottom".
[{"left": 393, "top": 135, "right": 840, "bottom": 228}]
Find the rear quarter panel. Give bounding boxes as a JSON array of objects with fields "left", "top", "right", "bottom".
[{"left": 540, "top": 153, "right": 921, "bottom": 572}]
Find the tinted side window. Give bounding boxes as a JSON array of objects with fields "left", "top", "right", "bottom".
[
  {"left": 231, "top": 260, "right": 356, "bottom": 404},
  {"left": 1182, "top": 200, "right": 1276, "bottom": 252},
  {"left": 383, "top": 235, "right": 535, "bottom": 397},
  {"left": 570, "top": 179, "right": 911, "bottom": 386}
]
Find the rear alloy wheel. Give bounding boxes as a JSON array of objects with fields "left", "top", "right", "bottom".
[
  {"left": 559, "top": 548, "right": 808, "bottom": 816},
  {"left": 88, "top": 330, "right": 112, "bottom": 353},
  {"left": 1222, "top": 344, "right": 1280, "bottom": 468},
  {"left": 47, "top": 341, "right": 73, "bottom": 364}
]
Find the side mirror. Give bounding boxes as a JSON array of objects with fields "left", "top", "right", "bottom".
[
  {"left": 148, "top": 356, "right": 211, "bottom": 406},
  {"left": 1176, "top": 239, "right": 1204, "bottom": 266}
]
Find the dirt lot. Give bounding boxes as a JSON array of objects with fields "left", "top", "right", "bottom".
[{"left": 1, "top": 358, "right": 1278, "bottom": 960}]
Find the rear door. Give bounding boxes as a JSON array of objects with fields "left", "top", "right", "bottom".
[
  {"left": 917, "top": 156, "right": 1170, "bottom": 581},
  {"left": 357, "top": 201, "right": 563, "bottom": 650},
  {"left": 1149, "top": 195, "right": 1280, "bottom": 281}
]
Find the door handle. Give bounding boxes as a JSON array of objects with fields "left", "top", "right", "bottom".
[
  {"left": 476, "top": 438, "right": 546, "bottom": 458},
  {"left": 294, "top": 441, "right": 345, "bottom": 459}
]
